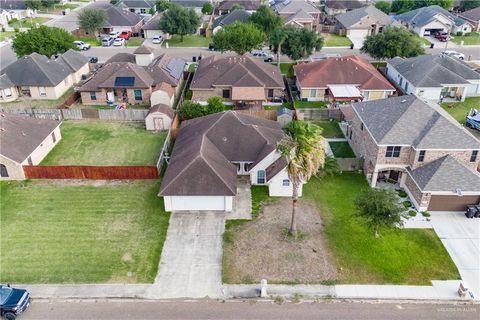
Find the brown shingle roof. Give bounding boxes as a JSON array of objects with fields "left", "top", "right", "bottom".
[
  {"left": 148, "top": 104, "right": 174, "bottom": 118},
  {"left": 217, "top": 0, "right": 261, "bottom": 11},
  {"left": 266, "top": 156, "right": 288, "bottom": 182},
  {"left": 294, "top": 55, "right": 395, "bottom": 91}
]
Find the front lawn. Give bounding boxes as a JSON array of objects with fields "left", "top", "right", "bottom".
[
  {"left": 441, "top": 97, "right": 480, "bottom": 139},
  {"left": 8, "top": 17, "right": 50, "bottom": 29},
  {"left": 75, "top": 36, "right": 101, "bottom": 47},
  {"left": 0, "top": 31, "right": 17, "bottom": 42},
  {"left": 38, "top": 3, "right": 79, "bottom": 13},
  {"left": 41, "top": 122, "right": 166, "bottom": 165},
  {"left": 322, "top": 33, "right": 352, "bottom": 47},
  {"left": 294, "top": 98, "right": 329, "bottom": 109},
  {"left": 125, "top": 37, "right": 145, "bottom": 47},
  {"left": 164, "top": 35, "right": 210, "bottom": 47},
  {"left": 451, "top": 32, "right": 480, "bottom": 45},
  {"left": 0, "top": 180, "right": 169, "bottom": 283},
  {"left": 416, "top": 35, "right": 432, "bottom": 46},
  {"left": 329, "top": 141, "right": 355, "bottom": 158},
  {"left": 314, "top": 121, "right": 344, "bottom": 138}
]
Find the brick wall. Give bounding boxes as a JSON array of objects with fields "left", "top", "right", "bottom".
[
  {"left": 409, "top": 149, "right": 479, "bottom": 171},
  {"left": 405, "top": 174, "right": 430, "bottom": 210},
  {"left": 192, "top": 87, "right": 284, "bottom": 103},
  {"left": 349, "top": 112, "right": 379, "bottom": 175}
]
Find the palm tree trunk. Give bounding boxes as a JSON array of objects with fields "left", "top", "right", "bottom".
[
  {"left": 277, "top": 43, "right": 281, "bottom": 66},
  {"left": 374, "top": 225, "right": 379, "bottom": 238},
  {"left": 290, "top": 182, "right": 299, "bottom": 239}
]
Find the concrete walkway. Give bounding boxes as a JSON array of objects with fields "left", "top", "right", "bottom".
[
  {"left": 148, "top": 212, "right": 225, "bottom": 299},
  {"left": 227, "top": 178, "right": 252, "bottom": 220}
]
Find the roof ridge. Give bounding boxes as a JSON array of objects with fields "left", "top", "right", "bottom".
[{"left": 30, "top": 54, "right": 61, "bottom": 85}]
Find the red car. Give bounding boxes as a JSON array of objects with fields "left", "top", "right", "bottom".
[
  {"left": 435, "top": 31, "right": 450, "bottom": 42},
  {"left": 119, "top": 31, "right": 132, "bottom": 39}
]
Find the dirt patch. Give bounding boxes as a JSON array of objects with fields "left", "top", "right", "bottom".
[{"left": 224, "top": 199, "right": 338, "bottom": 284}]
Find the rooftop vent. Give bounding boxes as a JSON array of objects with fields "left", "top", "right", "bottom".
[{"left": 401, "top": 99, "right": 407, "bottom": 103}]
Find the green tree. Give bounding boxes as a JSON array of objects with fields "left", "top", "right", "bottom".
[
  {"left": 213, "top": 22, "right": 265, "bottom": 55},
  {"left": 460, "top": 0, "right": 480, "bottom": 11},
  {"left": 270, "top": 27, "right": 287, "bottom": 65},
  {"left": 354, "top": 188, "right": 405, "bottom": 238},
  {"left": 201, "top": 2, "right": 213, "bottom": 14},
  {"left": 391, "top": 0, "right": 414, "bottom": 13},
  {"left": 277, "top": 121, "right": 325, "bottom": 238},
  {"left": 156, "top": 0, "right": 171, "bottom": 12},
  {"left": 375, "top": 0, "right": 391, "bottom": 14},
  {"left": 178, "top": 96, "right": 227, "bottom": 120},
  {"left": 361, "top": 26, "right": 425, "bottom": 59},
  {"left": 159, "top": 4, "right": 200, "bottom": 41},
  {"left": 249, "top": 5, "right": 284, "bottom": 37},
  {"left": 12, "top": 25, "right": 76, "bottom": 57},
  {"left": 25, "top": 0, "right": 42, "bottom": 10},
  {"left": 78, "top": 9, "right": 107, "bottom": 36},
  {"left": 273, "top": 26, "right": 323, "bottom": 60},
  {"left": 412, "top": 0, "right": 453, "bottom": 9},
  {"left": 41, "top": 0, "right": 60, "bottom": 8}
]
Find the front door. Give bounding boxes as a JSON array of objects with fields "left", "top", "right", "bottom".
[
  {"left": 389, "top": 171, "right": 400, "bottom": 182},
  {"left": 153, "top": 117, "right": 164, "bottom": 130}
]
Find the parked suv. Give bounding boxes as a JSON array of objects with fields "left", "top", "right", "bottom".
[
  {"left": 101, "top": 36, "right": 115, "bottom": 47},
  {"left": 119, "top": 31, "right": 132, "bottom": 39},
  {"left": 74, "top": 41, "right": 91, "bottom": 51},
  {"left": 435, "top": 31, "right": 450, "bottom": 42},
  {"left": 251, "top": 51, "right": 274, "bottom": 62},
  {"left": 442, "top": 50, "right": 465, "bottom": 60},
  {"left": 0, "top": 285, "right": 31, "bottom": 320}
]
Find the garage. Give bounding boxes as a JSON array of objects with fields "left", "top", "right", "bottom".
[
  {"left": 164, "top": 196, "right": 232, "bottom": 212},
  {"left": 347, "top": 29, "right": 369, "bottom": 38},
  {"left": 428, "top": 195, "right": 480, "bottom": 212}
]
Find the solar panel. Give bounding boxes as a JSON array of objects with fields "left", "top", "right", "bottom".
[
  {"left": 114, "top": 76, "right": 135, "bottom": 87},
  {"left": 165, "top": 58, "right": 185, "bottom": 80}
]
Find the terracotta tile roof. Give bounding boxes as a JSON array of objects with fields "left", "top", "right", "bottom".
[{"left": 294, "top": 55, "right": 395, "bottom": 91}]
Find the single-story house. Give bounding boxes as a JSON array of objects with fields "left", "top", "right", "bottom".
[
  {"left": 79, "top": 51, "right": 185, "bottom": 105},
  {"left": 145, "top": 104, "right": 174, "bottom": 130},
  {"left": 0, "top": 113, "right": 61, "bottom": 180},
  {"left": 0, "top": 50, "right": 89, "bottom": 100},
  {"left": 216, "top": 0, "right": 261, "bottom": 15},
  {"left": 347, "top": 95, "right": 480, "bottom": 212},
  {"left": 0, "top": 0, "right": 36, "bottom": 27},
  {"left": 336, "top": 5, "right": 399, "bottom": 44},
  {"left": 190, "top": 55, "right": 285, "bottom": 110},
  {"left": 159, "top": 111, "right": 300, "bottom": 212},
  {"left": 211, "top": 9, "right": 251, "bottom": 34},
  {"left": 386, "top": 54, "right": 480, "bottom": 102},
  {"left": 459, "top": 7, "right": 480, "bottom": 32},
  {"left": 396, "top": 5, "right": 472, "bottom": 36},
  {"left": 294, "top": 55, "right": 396, "bottom": 102},
  {"left": 141, "top": 13, "right": 167, "bottom": 38},
  {"left": 0, "top": 74, "right": 18, "bottom": 103},
  {"left": 118, "top": 0, "right": 156, "bottom": 15},
  {"left": 324, "top": 0, "right": 365, "bottom": 16},
  {"left": 274, "top": 0, "right": 321, "bottom": 30}
]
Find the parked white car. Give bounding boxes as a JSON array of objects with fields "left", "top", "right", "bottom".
[
  {"left": 74, "top": 40, "right": 90, "bottom": 51},
  {"left": 152, "top": 35, "right": 163, "bottom": 44},
  {"left": 113, "top": 38, "right": 125, "bottom": 46},
  {"left": 109, "top": 31, "right": 120, "bottom": 38},
  {"left": 442, "top": 50, "right": 465, "bottom": 60},
  {"left": 251, "top": 50, "right": 274, "bottom": 62}
]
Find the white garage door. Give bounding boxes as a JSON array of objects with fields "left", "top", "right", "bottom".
[
  {"left": 170, "top": 196, "right": 226, "bottom": 211},
  {"left": 348, "top": 29, "right": 369, "bottom": 38}
]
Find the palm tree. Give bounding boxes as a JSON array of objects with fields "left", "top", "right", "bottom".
[
  {"left": 270, "top": 27, "right": 287, "bottom": 66},
  {"left": 277, "top": 121, "right": 325, "bottom": 238}
]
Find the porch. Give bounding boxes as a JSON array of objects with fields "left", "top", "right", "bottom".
[
  {"left": 441, "top": 86, "right": 467, "bottom": 102},
  {"left": 370, "top": 167, "right": 406, "bottom": 189}
]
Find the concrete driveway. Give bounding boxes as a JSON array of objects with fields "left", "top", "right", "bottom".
[
  {"left": 347, "top": 36, "right": 365, "bottom": 49},
  {"left": 150, "top": 211, "right": 225, "bottom": 298},
  {"left": 430, "top": 212, "right": 480, "bottom": 299}
]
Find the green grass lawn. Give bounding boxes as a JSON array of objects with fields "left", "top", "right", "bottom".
[
  {"left": 303, "top": 173, "right": 460, "bottom": 284},
  {"left": 279, "top": 62, "right": 296, "bottom": 77},
  {"left": 329, "top": 141, "right": 355, "bottom": 158},
  {"left": 416, "top": 35, "right": 432, "bottom": 46},
  {"left": 8, "top": 17, "right": 50, "bottom": 29},
  {"left": 441, "top": 97, "right": 480, "bottom": 139},
  {"left": 0, "top": 31, "right": 17, "bottom": 41},
  {"left": 322, "top": 33, "right": 352, "bottom": 47},
  {"left": 164, "top": 35, "right": 210, "bottom": 47},
  {"left": 294, "top": 98, "right": 329, "bottom": 109},
  {"left": 264, "top": 102, "right": 292, "bottom": 111},
  {"left": 75, "top": 36, "right": 101, "bottom": 46},
  {"left": 371, "top": 61, "right": 387, "bottom": 68},
  {"left": 314, "top": 121, "right": 344, "bottom": 138},
  {"left": 451, "top": 32, "right": 480, "bottom": 45},
  {"left": 0, "top": 180, "right": 169, "bottom": 283},
  {"left": 41, "top": 122, "right": 166, "bottom": 165},
  {"left": 38, "top": 3, "right": 79, "bottom": 13},
  {"left": 125, "top": 37, "right": 145, "bottom": 47}
]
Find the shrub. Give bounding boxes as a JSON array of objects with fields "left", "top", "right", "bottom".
[
  {"left": 178, "top": 96, "right": 227, "bottom": 120},
  {"left": 456, "top": 31, "right": 464, "bottom": 36},
  {"left": 8, "top": 18, "right": 18, "bottom": 25},
  {"left": 421, "top": 211, "right": 431, "bottom": 217},
  {"left": 408, "top": 210, "right": 417, "bottom": 217},
  {"left": 464, "top": 32, "right": 473, "bottom": 37},
  {"left": 402, "top": 201, "right": 412, "bottom": 208},
  {"left": 397, "top": 190, "right": 408, "bottom": 198},
  {"left": 14, "top": 28, "right": 19, "bottom": 33}
]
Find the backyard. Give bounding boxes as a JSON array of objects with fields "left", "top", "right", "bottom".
[
  {"left": 322, "top": 33, "right": 352, "bottom": 47},
  {"left": 329, "top": 141, "right": 355, "bottom": 158},
  {"left": 441, "top": 97, "right": 480, "bottom": 138},
  {"left": 0, "top": 87, "right": 74, "bottom": 109},
  {"left": 0, "top": 180, "right": 169, "bottom": 283},
  {"left": 41, "top": 122, "right": 166, "bottom": 165},
  {"left": 451, "top": 32, "right": 480, "bottom": 45},
  {"left": 164, "top": 35, "right": 210, "bottom": 47},
  {"left": 314, "top": 121, "right": 344, "bottom": 138},
  {"left": 224, "top": 173, "right": 460, "bottom": 285},
  {"left": 294, "top": 98, "right": 329, "bottom": 109}
]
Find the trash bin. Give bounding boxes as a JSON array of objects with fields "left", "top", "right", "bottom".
[
  {"left": 475, "top": 205, "right": 480, "bottom": 218},
  {"left": 430, "top": 43, "right": 434, "bottom": 49},
  {"left": 465, "top": 205, "right": 477, "bottom": 218},
  {"left": 350, "top": 43, "right": 354, "bottom": 49},
  {"left": 192, "top": 56, "right": 197, "bottom": 62}
]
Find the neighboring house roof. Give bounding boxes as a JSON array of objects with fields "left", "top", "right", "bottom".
[
  {"left": 336, "top": 5, "right": 395, "bottom": 29},
  {"left": 1, "top": 51, "right": 87, "bottom": 87},
  {"left": 148, "top": 104, "right": 174, "bottom": 118},
  {"left": 106, "top": 52, "right": 137, "bottom": 63},
  {"left": 459, "top": 7, "right": 480, "bottom": 23},
  {"left": 212, "top": 9, "right": 251, "bottom": 29},
  {"left": 217, "top": 0, "right": 261, "bottom": 11},
  {"left": 285, "top": 8, "right": 314, "bottom": 24},
  {"left": 0, "top": 0, "right": 26, "bottom": 10},
  {"left": 119, "top": 0, "right": 156, "bottom": 8},
  {"left": 396, "top": 5, "right": 468, "bottom": 28},
  {"left": 275, "top": 0, "right": 320, "bottom": 14},
  {"left": 191, "top": 55, "right": 284, "bottom": 90},
  {"left": 294, "top": 55, "right": 395, "bottom": 91},
  {"left": 160, "top": 111, "right": 284, "bottom": 196},
  {"left": 408, "top": 155, "right": 480, "bottom": 192},
  {"left": 0, "top": 74, "right": 14, "bottom": 89},
  {"left": 133, "top": 45, "right": 154, "bottom": 54},
  {"left": 0, "top": 113, "right": 60, "bottom": 164},
  {"left": 170, "top": 0, "right": 206, "bottom": 8},
  {"left": 142, "top": 12, "right": 162, "bottom": 30},
  {"left": 387, "top": 54, "right": 479, "bottom": 87},
  {"left": 325, "top": 0, "right": 364, "bottom": 11},
  {"left": 351, "top": 95, "right": 480, "bottom": 149},
  {"left": 85, "top": 2, "right": 143, "bottom": 27}
]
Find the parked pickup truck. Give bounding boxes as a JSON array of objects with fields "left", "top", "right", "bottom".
[
  {"left": 0, "top": 285, "right": 31, "bottom": 320},
  {"left": 119, "top": 31, "right": 132, "bottom": 40}
]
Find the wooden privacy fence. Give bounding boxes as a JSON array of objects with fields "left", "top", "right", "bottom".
[
  {"left": 336, "top": 158, "right": 364, "bottom": 171},
  {"left": 23, "top": 166, "right": 158, "bottom": 180},
  {"left": 0, "top": 108, "right": 149, "bottom": 121},
  {"left": 297, "top": 108, "right": 343, "bottom": 121},
  {"left": 235, "top": 109, "right": 277, "bottom": 121}
]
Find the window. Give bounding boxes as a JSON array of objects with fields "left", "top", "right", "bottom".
[
  {"left": 257, "top": 170, "right": 265, "bottom": 184},
  {"left": 267, "top": 89, "right": 274, "bottom": 98},
  {"left": 130, "top": 8, "right": 135, "bottom": 12},
  {"left": 27, "top": 157, "right": 33, "bottom": 165},
  {"left": 222, "top": 89, "right": 230, "bottom": 99},
  {"left": 310, "top": 89, "right": 317, "bottom": 97},
  {"left": 0, "top": 164, "right": 8, "bottom": 177},
  {"left": 140, "top": 8, "right": 146, "bottom": 13},
  {"left": 52, "top": 132, "right": 56, "bottom": 143},
  {"left": 418, "top": 150, "right": 425, "bottom": 162},
  {"left": 385, "top": 146, "right": 401, "bottom": 158},
  {"left": 3, "top": 88, "right": 12, "bottom": 97},
  {"left": 360, "top": 123, "right": 364, "bottom": 131},
  {"left": 134, "top": 89, "right": 142, "bottom": 101},
  {"left": 349, "top": 130, "right": 352, "bottom": 139},
  {"left": 471, "top": 150, "right": 478, "bottom": 162},
  {"left": 282, "top": 179, "right": 290, "bottom": 186},
  {"left": 399, "top": 77, "right": 403, "bottom": 87},
  {"left": 90, "top": 91, "right": 96, "bottom": 100},
  {"left": 418, "top": 90, "right": 425, "bottom": 96},
  {"left": 404, "top": 82, "right": 409, "bottom": 92},
  {"left": 39, "top": 86, "right": 46, "bottom": 97}
]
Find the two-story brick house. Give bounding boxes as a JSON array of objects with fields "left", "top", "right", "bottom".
[{"left": 347, "top": 95, "right": 480, "bottom": 212}]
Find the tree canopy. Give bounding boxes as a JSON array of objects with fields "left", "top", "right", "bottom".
[
  {"left": 159, "top": 4, "right": 200, "bottom": 41},
  {"left": 212, "top": 22, "right": 265, "bottom": 55},
  {"left": 25, "top": 0, "right": 42, "bottom": 10},
  {"left": 249, "top": 5, "right": 284, "bottom": 37},
  {"left": 390, "top": 0, "right": 414, "bottom": 13},
  {"left": 201, "top": 2, "right": 213, "bottom": 14},
  {"left": 178, "top": 96, "right": 227, "bottom": 120},
  {"left": 460, "top": 0, "right": 480, "bottom": 11},
  {"left": 361, "top": 26, "right": 425, "bottom": 59},
  {"left": 12, "top": 25, "right": 76, "bottom": 57},
  {"left": 271, "top": 26, "right": 323, "bottom": 60},
  {"left": 78, "top": 8, "right": 107, "bottom": 35},
  {"left": 375, "top": 0, "right": 392, "bottom": 14},
  {"left": 391, "top": 0, "right": 453, "bottom": 12},
  {"left": 354, "top": 188, "right": 405, "bottom": 238},
  {"left": 156, "top": 0, "right": 171, "bottom": 12}
]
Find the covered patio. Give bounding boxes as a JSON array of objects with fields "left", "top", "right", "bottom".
[
  {"left": 441, "top": 86, "right": 468, "bottom": 102},
  {"left": 327, "top": 85, "right": 363, "bottom": 104},
  {"left": 231, "top": 86, "right": 265, "bottom": 110}
]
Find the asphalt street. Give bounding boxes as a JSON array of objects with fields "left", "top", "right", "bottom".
[{"left": 19, "top": 299, "right": 479, "bottom": 320}]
